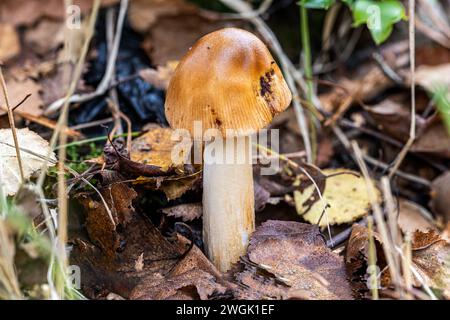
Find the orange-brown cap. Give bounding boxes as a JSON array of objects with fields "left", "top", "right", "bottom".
[{"left": 165, "top": 28, "right": 292, "bottom": 138}]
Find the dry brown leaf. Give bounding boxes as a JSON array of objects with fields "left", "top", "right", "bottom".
[
  {"left": 0, "top": 78, "right": 43, "bottom": 116},
  {"left": 233, "top": 220, "right": 353, "bottom": 300},
  {"left": 430, "top": 171, "right": 450, "bottom": 223},
  {"left": 24, "top": 19, "right": 65, "bottom": 55},
  {"left": 0, "top": 0, "right": 118, "bottom": 26},
  {"left": 161, "top": 203, "right": 202, "bottom": 222},
  {"left": 78, "top": 177, "right": 138, "bottom": 257},
  {"left": 0, "top": 23, "right": 20, "bottom": 62},
  {"left": 346, "top": 225, "right": 450, "bottom": 297},
  {"left": 398, "top": 198, "right": 437, "bottom": 233},
  {"left": 368, "top": 99, "right": 426, "bottom": 142},
  {"left": 73, "top": 178, "right": 186, "bottom": 298},
  {"left": 130, "top": 235, "right": 230, "bottom": 300},
  {"left": 411, "top": 115, "right": 450, "bottom": 158},
  {"left": 138, "top": 61, "right": 178, "bottom": 90}
]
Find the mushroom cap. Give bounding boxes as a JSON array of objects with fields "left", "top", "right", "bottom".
[{"left": 165, "top": 28, "right": 292, "bottom": 138}]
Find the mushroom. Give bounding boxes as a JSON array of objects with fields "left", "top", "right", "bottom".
[{"left": 165, "top": 28, "right": 292, "bottom": 271}]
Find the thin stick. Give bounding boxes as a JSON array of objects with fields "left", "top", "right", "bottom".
[
  {"left": 402, "top": 232, "right": 413, "bottom": 300},
  {"left": 352, "top": 141, "right": 402, "bottom": 294},
  {"left": 332, "top": 126, "right": 431, "bottom": 187},
  {"left": 367, "top": 216, "right": 379, "bottom": 300},
  {"left": 388, "top": 0, "right": 416, "bottom": 178},
  {"left": 0, "top": 68, "right": 25, "bottom": 183}
]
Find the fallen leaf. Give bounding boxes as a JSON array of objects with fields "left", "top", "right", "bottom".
[
  {"left": 0, "top": 128, "right": 56, "bottom": 196},
  {"left": 233, "top": 220, "right": 353, "bottom": 300},
  {"left": 410, "top": 230, "right": 450, "bottom": 298},
  {"left": 411, "top": 115, "right": 450, "bottom": 158},
  {"left": 134, "top": 171, "right": 202, "bottom": 201},
  {"left": 130, "top": 127, "right": 192, "bottom": 172},
  {"left": 367, "top": 99, "right": 426, "bottom": 142},
  {"left": 0, "top": 78, "right": 43, "bottom": 116},
  {"left": 430, "top": 171, "right": 450, "bottom": 223},
  {"left": 0, "top": 23, "right": 20, "bottom": 62},
  {"left": 161, "top": 203, "right": 202, "bottom": 222},
  {"left": 415, "top": 63, "right": 450, "bottom": 91},
  {"left": 128, "top": 0, "right": 200, "bottom": 33},
  {"left": 346, "top": 225, "right": 450, "bottom": 298},
  {"left": 130, "top": 234, "right": 231, "bottom": 300},
  {"left": 0, "top": 0, "right": 118, "bottom": 26},
  {"left": 24, "top": 19, "right": 65, "bottom": 55},
  {"left": 73, "top": 179, "right": 186, "bottom": 298},
  {"left": 298, "top": 168, "right": 381, "bottom": 227},
  {"left": 78, "top": 176, "right": 138, "bottom": 257},
  {"left": 138, "top": 61, "right": 178, "bottom": 90},
  {"left": 398, "top": 198, "right": 437, "bottom": 233}
]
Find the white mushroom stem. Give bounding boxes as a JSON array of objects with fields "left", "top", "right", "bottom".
[{"left": 202, "top": 134, "right": 255, "bottom": 272}]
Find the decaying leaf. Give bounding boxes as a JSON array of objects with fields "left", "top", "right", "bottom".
[
  {"left": 398, "top": 198, "right": 437, "bottom": 233},
  {"left": 0, "top": 23, "right": 20, "bottom": 62},
  {"left": 130, "top": 127, "right": 192, "bottom": 172},
  {"left": 411, "top": 115, "right": 450, "bottom": 158},
  {"left": 161, "top": 203, "right": 202, "bottom": 222},
  {"left": 298, "top": 168, "right": 380, "bottom": 227},
  {"left": 346, "top": 224, "right": 450, "bottom": 298},
  {"left": 233, "top": 220, "right": 353, "bottom": 300},
  {"left": 134, "top": 171, "right": 202, "bottom": 201},
  {"left": 0, "top": 0, "right": 118, "bottom": 26},
  {"left": 130, "top": 235, "right": 231, "bottom": 300},
  {"left": 430, "top": 171, "right": 450, "bottom": 223},
  {"left": 128, "top": 0, "right": 200, "bottom": 33},
  {"left": 78, "top": 177, "right": 138, "bottom": 257},
  {"left": 367, "top": 99, "right": 426, "bottom": 142},
  {"left": 24, "top": 19, "right": 65, "bottom": 55},
  {"left": 0, "top": 128, "right": 56, "bottom": 196},
  {"left": 139, "top": 61, "right": 178, "bottom": 90},
  {"left": 73, "top": 180, "right": 190, "bottom": 298},
  {"left": 0, "top": 78, "right": 43, "bottom": 117}
]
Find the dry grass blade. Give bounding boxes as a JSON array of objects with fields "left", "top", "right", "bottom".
[
  {"left": 0, "top": 68, "right": 24, "bottom": 183},
  {"left": 0, "top": 217, "right": 22, "bottom": 300},
  {"left": 388, "top": 0, "right": 416, "bottom": 179},
  {"left": 367, "top": 216, "right": 379, "bottom": 300},
  {"left": 352, "top": 141, "right": 402, "bottom": 295}
]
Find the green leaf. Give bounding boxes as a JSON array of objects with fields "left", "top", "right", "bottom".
[
  {"left": 298, "top": 0, "right": 335, "bottom": 9},
  {"left": 349, "top": 0, "right": 406, "bottom": 44}
]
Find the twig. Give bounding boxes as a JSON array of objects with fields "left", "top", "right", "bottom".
[
  {"left": 367, "top": 216, "right": 379, "bottom": 300},
  {"left": 388, "top": 0, "right": 416, "bottom": 179},
  {"left": 219, "top": 0, "right": 313, "bottom": 163},
  {"left": 0, "top": 68, "right": 25, "bottom": 183},
  {"left": 402, "top": 232, "right": 413, "bottom": 300},
  {"left": 332, "top": 126, "right": 431, "bottom": 187},
  {"left": 44, "top": 0, "right": 129, "bottom": 115},
  {"left": 352, "top": 141, "right": 402, "bottom": 294}
]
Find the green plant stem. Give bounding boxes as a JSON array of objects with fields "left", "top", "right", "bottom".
[{"left": 300, "top": 5, "right": 317, "bottom": 163}]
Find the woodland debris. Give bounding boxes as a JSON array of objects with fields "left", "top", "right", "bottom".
[
  {"left": 430, "top": 171, "right": 450, "bottom": 223},
  {"left": 298, "top": 168, "right": 381, "bottom": 227},
  {"left": 0, "top": 128, "right": 55, "bottom": 196},
  {"left": 233, "top": 220, "right": 353, "bottom": 300}
]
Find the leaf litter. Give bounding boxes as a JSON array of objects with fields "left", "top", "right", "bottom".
[{"left": 1, "top": 0, "right": 450, "bottom": 301}]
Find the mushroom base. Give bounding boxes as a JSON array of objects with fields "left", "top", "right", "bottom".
[{"left": 202, "top": 135, "right": 255, "bottom": 272}]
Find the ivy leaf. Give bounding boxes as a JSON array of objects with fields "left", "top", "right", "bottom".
[
  {"left": 298, "top": 0, "right": 335, "bottom": 9},
  {"left": 349, "top": 0, "right": 406, "bottom": 44}
]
